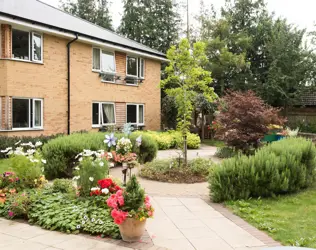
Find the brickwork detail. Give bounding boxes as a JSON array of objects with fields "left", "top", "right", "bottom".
[
  {"left": 115, "top": 102, "right": 126, "bottom": 127},
  {"left": 1, "top": 24, "right": 12, "bottom": 58}
]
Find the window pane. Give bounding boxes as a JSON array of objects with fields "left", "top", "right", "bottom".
[
  {"left": 127, "top": 56, "right": 137, "bottom": 76},
  {"left": 34, "top": 100, "right": 42, "bottom": 127},
  {"left": 138, "top": 58, "right": 144, "bottom": 78},
  {"left": 92, "top": 103, "right": 99, "bottom": 125},
  {"left": 33, "top": 33, "right": 42, "bottom": 61},
  {"left": 139, "top": 105, "right": 144, "bottom": 124},
  {"left": 101, "top": 51, "right": 115, "bottom": 73},
  {"left": 127, "top": 105, "right": 137, "bottom": 123},
  {"left": 12, "top": 29, "right": 29, "bottom": 60},
  {"left": 102, "top": 104, "right": 115, "bottom": 124},
  {"left": 13, "top": 99, "right": 29, "bottom": 128},
  {"left": 93, "top": 48, "right": 100, "bottom": 70}
]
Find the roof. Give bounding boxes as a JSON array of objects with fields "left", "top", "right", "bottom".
[{"left": 0, "top": 0, "right": 165, "bottom": 58}]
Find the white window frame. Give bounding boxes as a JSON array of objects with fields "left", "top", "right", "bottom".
[
  {"left": 126, "top": 56, "right": 145, "bottom": 79},
  {"left": 32, "top": 98, "right": 43, "bottom": 129},
  {"left": 12, "top": 97, "right": 44, "bottom": 130},
  {"left": 126, "top": 103, "right": 145, "bottom": 126},
  {"left": 92, "top": 102, "right": 116, "bottom": 127},
  {"left": 11, "top": 28, "right": 43, "bottom": 63},
  {"left": 92, "top": 47, "right": 116, "bottom": 81},
  {"left": 32, "top": 32, "right": 43, "bottom": 63}
]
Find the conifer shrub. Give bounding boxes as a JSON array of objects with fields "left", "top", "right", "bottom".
[{"left": 209, "top": 137, "right": 316, "bottom": 202}]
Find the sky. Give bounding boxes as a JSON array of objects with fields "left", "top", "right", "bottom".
[{"left": 41, "top": 0, "right": 316, "bottom": 32}]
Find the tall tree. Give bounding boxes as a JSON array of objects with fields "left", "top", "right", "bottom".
[
  {"left": 161, "top": 39, "right": 217, "bottom": 165},
  {"left": 118, "top": 0, "right": 180, "bottom": 53},
  {"left": 60, "top": 0, "right": 113, "bottom": 30}
]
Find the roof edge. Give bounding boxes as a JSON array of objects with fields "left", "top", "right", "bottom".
[{"left": 0, "top": 12, "right": 167, "bottom": 60}]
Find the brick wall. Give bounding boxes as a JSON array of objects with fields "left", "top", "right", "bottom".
[
  {"left": 1, "top": 24, "right": 11, "bottom": 58},
  {"left": 0, "top": 25, "right": 161, "bottom": 136}
]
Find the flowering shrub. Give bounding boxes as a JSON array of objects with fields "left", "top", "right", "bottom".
[
  {"left": 1, "top": 141, "right": 47, "bottom": 188},
  {"left": 116, "top": 137, "right": 132, "bottom": 155},
  {"left": 0, "top": 172, "right": 20, "bottom": 189},
  {"left": 90, "top": 178, "right": 121, "bottom": 196},
  {"left": 2, "top": 191, "right": 30, "bottom": 219},
  {"left": 73, "top": 150, "right": 109, "bottom": 196},
  {"left": 106, "top": 175, "right": 154, "bottom": 225}
]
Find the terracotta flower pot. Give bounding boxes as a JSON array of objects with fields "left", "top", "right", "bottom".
[{"left": 118, "top": 218, "right": 146, "bottom": 242}]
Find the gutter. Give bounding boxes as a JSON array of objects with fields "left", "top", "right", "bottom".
[{"left": 66, "top": 34, "right": 79, "bottom": 135}]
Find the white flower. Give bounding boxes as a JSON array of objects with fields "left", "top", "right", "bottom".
[
  {"left": 35, "top": 141, "right": 43, "bottom": 147},
  {"left": 33, "top": 159, "right": 39, "bottom": 163},
  {"left": 72, "top": 176, "right": 80, "bottom": 181},
  {"left": 89, "top": 177, "right": 94, "bottom": 182},
  {"left": 99, "top": 220, "right": 104, "bottom": 225},
  {"left": 84, "top": 215, "right": 88, "bottom": 220},
  {"left": 79, "top": 157, "right": 83, "bottom": 162},
  {"left": 74, "top": 166, "right": 80, "bottom": 171},
  {"left": 82, "top": 221, "right": 86, "bottom": 225},
  {"left": 41, "top": 159, "right": 47, "bottom": 164},
  {"left": 15, "top": 140, "right": 21, "bottom": 145},
  {"left": 90, "top": 187, "right": 100, "bottom": 191},
  {"left": 75, "top": 153, "right": 82, "bottom": 159},
  {"left": 99, "top": 161, "right": 104, "bottom": 167},
  {"left": 76, "top": 225, "right": 80, "bottom": 229},
  {"left": 1, "top": 147, "right": 12, "bottom": 153},
  {"left": 101, "top": 188, "right": 109, "bottom": 194},
  {"left": 91, "top": 218, "right": 95, "bottom": 222}
]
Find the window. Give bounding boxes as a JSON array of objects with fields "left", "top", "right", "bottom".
[
  {"left": 92, "top": 48, "right": 116, "bottom": 82},
  {"left": 126, "top": 56, "right": 145, "bottom": 79},
  {"left": 12, "top": 98, "right": 43, "bottom": 129},
  {"left": 12, "top": 29, "right": 43, "bottom": 62},
  {"left": 92, "top": 102, "right": 115, "bottom": 126},
  {"left": 126, "top": 104, "right": 144, "bottom": 126}
]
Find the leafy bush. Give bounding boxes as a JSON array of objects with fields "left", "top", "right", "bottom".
[
  {"left": 190, "top": 158, "right": 213, "bottom": 176},
  {"left": 215, "top": 147, "right": 238, "bottom": 159},
  {"left": 10, "top": 155, "right": 43, "bottom": 188},
  {"left": 135, "top": 130, "right": 200, "bottom": 150},
  {"left": 209, "top": 137, "right": 316, "bottom": 202},
  {"left": 140, "top": 157, "right": 213, "bottom": 183},
  {"left": 215, "top": 90, "right": 285, "bottom": 152},
  {"left": 43, "top": 132, "right": 157, "bottom": 179},
  {"left": 27, "top": 190, "right": 120, "bottom": 238},
  {"left": 74, "top": 155, "right": 109, "bottom": 197},
  {"left": 0, "top": 134, "right": 60, "bottom": 159},
  {"left": 52, "top": 179, "right": 75, "bottom": 194}
]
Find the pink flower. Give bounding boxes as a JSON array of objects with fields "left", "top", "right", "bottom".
[
  {"left": 111, "top": 209, "right": 128, "bottom": 225},
  {"left": 107, "top": 194, "right": 118, "bottom": 209},
  {"left": 148, "top": 211, "right": 153, "bottom": 217},
  {"left": 8, "top": 211, "right": 14, "bottom": 217}
]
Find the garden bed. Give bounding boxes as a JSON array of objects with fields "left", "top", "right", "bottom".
[
  {"left": 139, "top": 158, "right": 213, "bottom": 183},
  {"left": 226, "top": 187, "right": 316, "bottom": 248}
]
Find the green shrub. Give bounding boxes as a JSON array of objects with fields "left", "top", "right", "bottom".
[
  {"left": 43, "top": 132, "right": 158, "bottom": 179},
  {"left": 10, "top": 155, "right": 43, "bottom": 188},
  {"left": 135, "top": 130, "right": 200, "bottom": 150},
  {"left": 209, "top": 137, "right": 316, "bottom": 202},
  {"left": 74, "top": 157, "right": 109, "bottom": 197},
  {"left": 189, "top": 158, "right": 213, "bottom": 175},
  {"left": 215, "top": 147, "right": 238, "bottom": 159},
  {"left": 52, "top": 179, "right": 75, "bottom": 194},
  {"left": 0, "top": 134, "right": 60, "bottom": 159}
]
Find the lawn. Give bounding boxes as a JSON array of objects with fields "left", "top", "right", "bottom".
[
  {"left": 202, "top": 139, "right": 225, "bottom": 147},
  {"left": 226, "top": 187, "right": 316, "bottom": 248},
  {"left": 0, "top": 159, "right": 10, "bottom": 173}
]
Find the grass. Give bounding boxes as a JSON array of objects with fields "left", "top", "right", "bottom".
[
  {"left": 0, "top": 159, "right": 11, "bottom": 173},
  {"left": 226, "top": 187, "right": 316, "bottom": 248},
  {"left": 202, "top": 139, "right": 225, "bottom": 147}
]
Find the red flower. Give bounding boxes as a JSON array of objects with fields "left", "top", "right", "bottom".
[{"left": 98, "top": 178, "right": 113, "bottom": 189}]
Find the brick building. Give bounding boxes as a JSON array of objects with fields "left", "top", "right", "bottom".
[{"left": 0, "top": 0, "right": 166, "bottom": 136}]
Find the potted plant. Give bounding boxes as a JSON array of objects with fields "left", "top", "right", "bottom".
[{"left": 106, "top": 175, "right": 154, "bottom": 242}]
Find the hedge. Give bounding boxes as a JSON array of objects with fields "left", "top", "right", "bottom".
[
  {"left": 0, "top": 134, "right": 61, "bottom": 159},
  {"left": 209, "top": 137, "right": 316, "bottom": 202},
  {"left": 42, "top": 132, "right": 157, "bottom": 179},
  {"left": 134, "top": 131, "right": 201, "bottom": 150}
]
